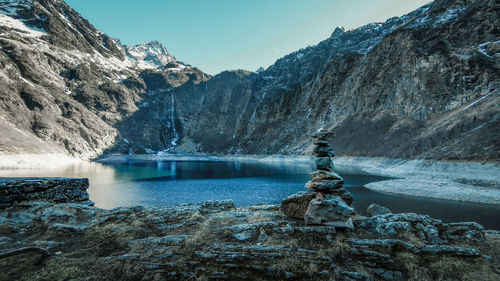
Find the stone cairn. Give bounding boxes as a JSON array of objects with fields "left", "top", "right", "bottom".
[{"left": 304, "top": 129, "right": 356, "bottom": 229}]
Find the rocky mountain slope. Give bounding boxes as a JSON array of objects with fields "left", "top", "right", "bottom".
[
  {"left": 0, "top": 0, "right": 498, "bottom": 161},
  {"left": 0, "top": 0, "right": 208, "bottom": 159},
  {"left": 118, "top": 0, "right": 499, "bottom": 161}
]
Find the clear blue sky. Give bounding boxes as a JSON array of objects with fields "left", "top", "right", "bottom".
[{"left": 66, "top": 0, "right": 431, "bottom": 74}]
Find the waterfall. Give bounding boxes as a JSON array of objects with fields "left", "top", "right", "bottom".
[{"left": 170, "top": 90, "right": 179, "bottom": 146}]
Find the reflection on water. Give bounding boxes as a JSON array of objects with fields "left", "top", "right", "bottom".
[
  {"left": 0, "top": 161, "right": 117, "bottom": 185},
  {"left": 2, "top": 159, "right": 500, "bottom": 229}
]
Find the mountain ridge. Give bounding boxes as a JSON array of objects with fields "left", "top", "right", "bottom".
[
  {"left": 114, "top": 0, "right": 499, "bottom": 161},
  {"left": 0, "top": 0, "right": 498, "bottom": 162}
]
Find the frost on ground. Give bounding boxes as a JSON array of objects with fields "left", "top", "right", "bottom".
[{"left": 334, "top": 157, "right": 500, "bottom": 205}]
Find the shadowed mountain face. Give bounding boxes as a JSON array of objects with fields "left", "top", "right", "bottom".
[
  {"left": 0, "top": 0, "right": 499, "bottom": 161},
  {"left": 116, "top": 0, "right": 500, "bottom": 161}
]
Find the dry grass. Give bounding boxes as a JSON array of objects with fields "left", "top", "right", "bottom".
[
  {"left": 318, "top": 234, "right": 351, "bottom": 259},
  {"left": 263, "top": 234, "right": 299, "bottom": 246},
  {"left": 395, "top": 252, "right": 420, "bottom": 274},
  {"left": 351, "top": 264, "right": 371, "bottom": 276},
  {"left": 399, "top": 230, "right": 425, "bottom": 247},
  {"left": 482, "top": 236, "right": 500, "bottom": 269},
  {"left": 394, "top": 254, "right": 498, "bottom": 281},
  {"left": 271, "top": 255, "right": 318, "bottom": 277},
  {"left": 185, "top": 214, "right": 236, "bottom": 245},
  {"left": 428, "top": 257, "right": 497, "bottom": 281},
  {"left": 271, "top": 255, "right": 302, "bottom": 272}
]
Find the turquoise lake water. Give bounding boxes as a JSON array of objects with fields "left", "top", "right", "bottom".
[{"left": 2, "top": 158, "right": 500, "bottom": 229}]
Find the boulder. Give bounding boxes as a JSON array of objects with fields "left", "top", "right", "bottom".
[
  {"left": 367, "top": 203, "right": 392, "bottom": 217},
  {"left": 304, "top": 196, "right": 355, "bottom": 229},
  {"left": 280, "top": 191, "right": 315, "bottom": 219}
]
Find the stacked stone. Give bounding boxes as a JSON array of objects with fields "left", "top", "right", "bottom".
[{"left": 304, "top": 129, "right": 356, "bottom": 229}]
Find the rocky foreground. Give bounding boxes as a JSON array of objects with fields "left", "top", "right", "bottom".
[{"left": 0, "top": 179, "right": 499, "bottom": 280}]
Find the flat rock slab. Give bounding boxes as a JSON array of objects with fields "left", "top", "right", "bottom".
[{"left": 0, "top": 177, "right": 91, "bottom": 208}]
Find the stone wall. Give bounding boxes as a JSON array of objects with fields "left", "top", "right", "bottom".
[{"left": 0, "top": 178, "right": 91, "bottom": 209}]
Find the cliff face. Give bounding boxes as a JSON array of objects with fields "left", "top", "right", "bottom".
[
  {"left": 1, "top": 0, "right": 499, "bottom": 161},
  {"left": 118, "top": 0, "right": 499, "bottom": 161}
]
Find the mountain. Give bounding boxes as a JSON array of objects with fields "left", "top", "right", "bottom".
[
  {"left": 0, "top": 0, "right": 498, "bottom": 162},
  {"left": 115, "top": 0, "right": 500, "bottom": 161},
  {"left": 117, "top": 40, "right": 181, "bottom": 69},
  {"left": 0, "top": 0, "right": 208, "bottom": 159}
]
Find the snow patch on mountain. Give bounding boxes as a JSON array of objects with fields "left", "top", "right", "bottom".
[
  {"left": 434, "top": 7, "right": 466, "bottom": 26},
  {"left": 0, "top": 0, "right": 47, "bottom": 37},
  {"left": 0, "top": 14, "right": 46, "bottom": 37},
  {"left": 478, "top": 40, "right": 500, "bottom": 58},
  {"left": 0, "top": 0, "right": 34, "bottom": 16},
  {"left": 0, "top": 1, "right": 185, "bottom": 73},
  {"left": 319, "top": 3, "right": 465, "bottom": 56},
  {"left": 404, "top": 6, "right": 466, "bottom": 29},
  {"left": 0, "top": 0, "right": 47, "bottom": 31}
]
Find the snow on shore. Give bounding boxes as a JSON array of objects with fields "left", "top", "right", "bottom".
[
  {"left": 334, "top": 157, "right": 500, "bottom": 205},
  {"left": 0, "top": 153, "right": 81, "bottom": 170}
]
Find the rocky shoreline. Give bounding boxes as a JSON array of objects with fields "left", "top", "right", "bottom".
[
  {"left": 334, "top": 157, "right": 500, "bottom": 205},
  {"left": 0, "top": 178, "right": 499, "bottom": 280}
]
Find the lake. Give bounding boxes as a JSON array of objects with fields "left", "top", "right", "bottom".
[{"left": 2, "top": 158, "right": 500, "bottom": 229}]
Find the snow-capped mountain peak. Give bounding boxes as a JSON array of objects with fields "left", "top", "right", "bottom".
[
  {"left": 330, "top": 26, "right": 345, "bottom": 38},
  {"left": 119, "top": 40, "right": 178, "bottom": 69}
]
